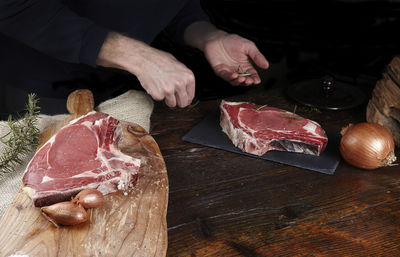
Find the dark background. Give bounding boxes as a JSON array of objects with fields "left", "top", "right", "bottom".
[
  {"left": 154, "top": 0, "right": 400, "bottom": 100},
  {"left": 1, "top": 0, "right": 400, "bottom": 118}
]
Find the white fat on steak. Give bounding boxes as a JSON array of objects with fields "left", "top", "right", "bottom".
[
  {"left": 22, "top": 111, "right": 141, "bottom": 207},
  {"left": 220, "top": 100, "right": 328, "bottom": 156}
]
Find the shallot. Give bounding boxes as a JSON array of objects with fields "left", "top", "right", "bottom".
[
  {"left": 41, "top": 188, "right": 104, "bottom": 227},
  {"left": 72, "top": 188, "right": 104, "bottom": 209},
  {"left": 41, "top": 201, "right": 87, "bottom": 227},
  {"left": 339, "top": 122, "right": 397, "bottom": 170}
]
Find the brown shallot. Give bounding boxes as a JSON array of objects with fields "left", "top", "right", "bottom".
[
  {"left": 41, "top": 201, "right": 87, "bottom": 227},
  {"left": 41, "top": 188, "right": 104, "bottom": 227},
  {"left": 72, "top": 188, "right": 104, "bottom": 209},
  {"left": 339, "top": 122, "right": 397, "bottom": 170}
]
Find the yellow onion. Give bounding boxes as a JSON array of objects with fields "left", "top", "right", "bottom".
[
  {"left": 72, "top": 188, "right": 104, "bottom": 209},
  {"left": 339, "top": 122, "right": 397, "bottom": 170},
  {"left": 41, "top": 201, "right": 87, "bottom": 227}
]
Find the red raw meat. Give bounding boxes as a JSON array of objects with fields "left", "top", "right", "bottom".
[
  {"left": 22, "top": 111, "right": 141, "bottom": 207},
  {"left": 220, "top": 100, "right": 328, "bottom": 156}
]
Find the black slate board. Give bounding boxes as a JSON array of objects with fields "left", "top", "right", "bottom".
[{"left": 182, "top": 110, "right": 341, "bottom": 175}]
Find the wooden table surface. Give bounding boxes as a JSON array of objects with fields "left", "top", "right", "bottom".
[{"left": 150, "top": 84, "right": 400, "bottom": 257}]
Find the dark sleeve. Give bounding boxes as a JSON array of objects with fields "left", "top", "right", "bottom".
[
  {"left": 0, "top": 0, "right": 108, "bottom": 66},
  {"left": 165, "top": 0, "right": 210, "bottom": 42}
]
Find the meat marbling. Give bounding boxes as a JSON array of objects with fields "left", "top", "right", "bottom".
[
  {"left": 22, "top": 111, "right": 141, "bottom": 207},
  {"left": 220, "top": 100, "right": 328, "bottom": 156}
]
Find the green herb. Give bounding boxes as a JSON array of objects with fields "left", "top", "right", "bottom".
[
  {"left": 187, "top": 99, "right": 200, "bottom": 109},
  {"left": 280, "top": 105, "right": 304, "bottom": 123},
  {"left": 255, "top": 104, "right": 268, "bottom": 111},
  {"left": 237, "top": 65, "right": 251, "bottom": 77},
  {"left": 280, "top": 114, "right": 304, "bottom": 120},
  {"left": 0, "top": 94, "right": 40, "bottom": 174}
]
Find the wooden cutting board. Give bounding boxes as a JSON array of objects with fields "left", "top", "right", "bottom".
[{"left": 0, "top": 90, "right": 168, "bottom": 257}]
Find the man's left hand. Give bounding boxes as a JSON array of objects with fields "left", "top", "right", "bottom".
[{"left": 203, "top": 33, "right": 269, "bottom": 86}]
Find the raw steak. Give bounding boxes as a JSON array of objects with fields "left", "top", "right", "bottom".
[
  {"left": 220, "top": 100, "right": 328, "bottom": 156},
  {"left": 22, "top": 111, "right": 141, "bottom": 207}
]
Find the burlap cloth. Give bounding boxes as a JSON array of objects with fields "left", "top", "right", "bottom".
[{"left": 0, "top": 90, "right": 154, "bottom": 218}]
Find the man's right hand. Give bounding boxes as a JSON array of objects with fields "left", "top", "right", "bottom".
[{"left": 96, "top": 32, "right": 195, "bottom": 108}]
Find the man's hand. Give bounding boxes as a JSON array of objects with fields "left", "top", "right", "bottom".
[
  {"left": 131, "top": 46, "right": 195, "bottom": 108},
  {"left": 97, "top": 32, "right": 195, "bottom": 108},
  {"left": 203, "top": 33, "right": 269, "bottom": 86},
  {"left": 184, "top": 21, "right": 269, "bottom": 86}
]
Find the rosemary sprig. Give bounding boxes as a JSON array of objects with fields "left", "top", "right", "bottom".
[
  {"left": 280, "top": 114, "right": 304, "bottom": 120},
  {"left": 280, "top": 105, "right": 304, "bottom": 123},
  {"left": 0, "top": 94, "right": 40, "bottom": 174},
  {"left": 187, "top": 99, "right": 200, "bottom": 109},
  {"left": 255, "top": 104, "right": 268, "bottom": 111},
  {"left": 237, "top": 65, "right": 251, "bottom": 77}
]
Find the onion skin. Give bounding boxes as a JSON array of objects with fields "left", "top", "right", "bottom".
[
  {"left": 339, "top": 122, "right": 396, "bottom": 170},
  {"left": 72, "top": 188, "right": 104, "bottom": 209},
  {"left": 41, "top": 201, "right": 87, "bottom": 227}
]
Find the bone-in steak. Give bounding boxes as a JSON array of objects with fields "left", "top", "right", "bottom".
[
  {"left": 220, "top": 100, "right": 328, "bottom": 156},
  {"left": 22, "top": 111, "right": 141, "bottom": 207}
]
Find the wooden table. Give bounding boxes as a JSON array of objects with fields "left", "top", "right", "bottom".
[{"left": 150, "top": 84, "right": 400, "bottom": 256}]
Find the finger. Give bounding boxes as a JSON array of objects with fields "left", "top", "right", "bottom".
[
  {"left": 243, "top": 77, "right": 255, "bottom": 86},
  {"left": 236, "top": 76, "right": 247, "bottom": 84},
  {"left": 175, "top": 90, "right": 189, "bottom": 108},
  {"left": 220, "top": 70, "right": 238, "bottom": 81},
  {"left": 252, "top": 76, "right": 261, "bottom": 85},
  {"left": 247, "top": 70, "right": 261, "bottom": 84},
  {"left": 164, "top": 93, "right": 177, "bottom": 108},
  {"left": 213, "top": 64, "right": 237, "bottom": 81},
  {"left": 186, "top": 78, "right": 196, "bottom": 105},
  {"left": 253, "top": 74, "right": 262, "bottom": 84},
  {"left": 175, "top": 80, "right": 192, "bottom": 108},
  {"left": 175, "top": 92, "right": 183, "bottom": 108},
  {"left": 230, "top": 76, "right": 247, "bottom": 86},
  {"left": 248, "top": 46, "right": 269, "bottom": 70},
  {"left": 237, "top": 66, "right": 261, "bottom": 85},
  {"left": 230, "top": 79, "right": 242, "bottom": 86}
]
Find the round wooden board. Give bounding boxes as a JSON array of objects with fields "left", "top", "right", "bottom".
[{"left": 0, "top": 90, "right": 168, "bottom": 257}]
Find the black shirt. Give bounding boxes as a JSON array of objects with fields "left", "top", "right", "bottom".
[{"left": 0, "top": 0, "right": 209, "bottom": 67}]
